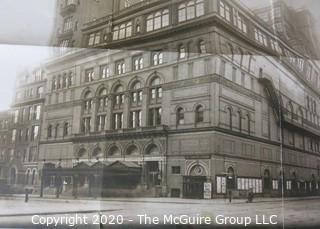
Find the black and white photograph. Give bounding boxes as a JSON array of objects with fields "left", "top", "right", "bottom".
[{"left": 0, "top": 0, "right": 320, "bottom": 228}]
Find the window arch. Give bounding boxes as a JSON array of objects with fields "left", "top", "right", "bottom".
[
  {"left": 176, "top": 107, "right": 185, "bottom": 125},
  {"left": 145, "top": 144, "right": 160, "bottom": 155},
  {"left": 108, "top": 145, "right": 121, "bottom": 156},
  {"left": 195, "top": 105, "right": 204, "bottom": 123},
  {"left": 77, "top": 148, "right": 86, "bottom": 159},
  {"left": 126, "top": 145, "right": 139, "bottom": 156}
]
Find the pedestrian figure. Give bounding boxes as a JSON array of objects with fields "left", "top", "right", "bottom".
[
  {"left": 247, "top": 188, "right": 254, "bottom": 203},
  {"left": 228, "top": 190, "right": 232, "bottom": 203},
  {"left": 25, "top": 188, "right": 29, "bottom": 203}
]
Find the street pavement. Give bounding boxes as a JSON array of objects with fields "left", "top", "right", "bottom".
[{"left": 0, "top": 195, "right": 319, "bottom": 228}]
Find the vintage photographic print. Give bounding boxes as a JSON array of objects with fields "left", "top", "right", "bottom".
[{"left": 0, "top": 0, "right": 320, "bottom": 228}]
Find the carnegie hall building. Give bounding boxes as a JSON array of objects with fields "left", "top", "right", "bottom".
[{"left": 4, "top": 0, "right": 320, "bottom": 199}]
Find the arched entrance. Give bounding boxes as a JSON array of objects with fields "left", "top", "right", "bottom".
[{"left": 183, "top": 164, "right": 207, "bottom": 199}]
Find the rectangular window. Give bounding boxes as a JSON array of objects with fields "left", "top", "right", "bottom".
[
  {"left": 286, "top": 180, "right": 292, "bottom": 190},
  {"left": 233, "top": 9, "right": 247, "bottom": 33},
  {"left": 172, "top": 166, "right": 181, "bottom": 174},
  {"left": 133, "top": 55, "right": 144, "bottom": 71},
  {"left": 100, "top": 65, "right": 110, "bottom": 78},
  {"left": 85, "top": 68, "right": 95, "bottom": 82},
  {"left": 219, "top": 1, "right": 230, "bottom": 21},
  {"left": 88, "top": 32, "right": 101, "bottom": 46},
  {"left": 254, "top": 28, "right": 268, "bottom": 46},
  {"left": 114, "top": 113, "right": 123, "bottom": 129}
]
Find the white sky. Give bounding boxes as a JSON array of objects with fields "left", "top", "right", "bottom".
[{"left": 0, "top": 0, "right": 319, "bottom": 111}]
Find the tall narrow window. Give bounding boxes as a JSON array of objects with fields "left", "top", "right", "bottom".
[
  {"left": 196, "top": 105, "right": 204, "bottom": 123},
  {"left": 178, "top": 45, "right": 186, "bottom": 59},
  {"left": 63, "top": 123, "right": 69, "bottom": 136},
  {"left": 177, "top": 108, "right": 185, "bottom": 125},
  {"left": 219, "top": 1, "right": 230, "bottom": 21},
  {"left": 199, "top": 40, "right": 206, "bottom": 54}
]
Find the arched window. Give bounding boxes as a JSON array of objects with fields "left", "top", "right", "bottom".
[
  {"left": 199, "top": 40, "right": 206, "bottom": 54},
  {"left": 98, "top": 88, "right": 108, "bottom": 111},
  {"left": 83, "top": 91, "right": 93, "bottom": 112},
  {"left": 195, "top": 105, "right": 204, "bottom": 123},
  {"left": 131, "top": 81, "right": 142, "bottom": 104},
  {"left": 55, "top": 124, "right": 59, "bottom": 138},
  {"left": 178, "top": 45, "right": 186, "bottom": 59},
  {"left": 92, "top": 147, "right": 102, "bottom": 159},
  {"left": 149, "top": 77, "right": 162, "bottom": 126},
  {"left": 235, "top": 48, "right": 243, "bottom": 66},
  {"left": 63, "top": 122, "right": 69, "bottom": 136},
  {"left": 247, "top": 114, "right": 251, "bottom": 135},
  {"left": 178, "top": 0, "right": 204, "bottom": 22},
  {"left": 47, "top": 125, "right": 52, "bottom": 138},
  {"left": 238, "top": 111, "right": 242, "bottom": 132},
  {"left": 176, "top": 107, "right": 185, "bottom": 125},
  {"left": 78, "top": 148, "right": 86, "bottom": 159},
  {"left": 113, "top": 85, "right": 124, "bottom": 130},
  {"left": 146, "top": 10, "right": 169, "bottom": 32},
  {"left": 286, "top": 102, "right": 294, "bottom": 120}
]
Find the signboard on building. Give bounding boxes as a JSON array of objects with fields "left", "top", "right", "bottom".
[{"left": 203, "top": 182, "right": 212, "bottom": 199}]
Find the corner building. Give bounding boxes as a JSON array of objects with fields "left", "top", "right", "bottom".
[{"left": 37, "top": 0, "right": 320, "bottom": 199}]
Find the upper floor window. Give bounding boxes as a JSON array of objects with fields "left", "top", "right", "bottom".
[
  {"left": 63, "top": 17, "right": 73, "bottom": 32},
  {"left": 63, "top": 122, "right": 69, "bottom": 136},
  {"left": 150, "top": 77, "right": 162, "bottom": 103},
  {"left": 88, "top": 32, "right": 101, "bottom": 46},
  {"left": 254, "top": 28, "right": 268, "bottom": 47},
  {"left": 178, "top": 45, "right": 187, "bottom": 59},
  {"left": 47, "top": 125, "right": 52, "bottom": 138},
  {"left": 176, "top": 107, "right": 185, "bottom": 125},
  {"left": 113, "top": 85, "right": 125, "bottom": 108},
  {"left": 113, "top": 22, "right": 132, "bottom": 40},
  {"left": 37, "top": 87, "right": 44, "bottom": 96},
  {"left": 133, "top": 55, "right": 144, "bottom": 71},
  {"left": 152, "top": 51, "right": 163, "bottom": 66},
  {"left": 59, "top": 39, "right": 70, "bottom": 52},
  {"left": 199, "top": 40, "right": 206, "bottom": 54},
  {"left": 178, "top": 0, "right": 204, "bottom": 22},
  {"left": 219, "top": 1, "right": 230, "bottom": 21},
  {"left": 195, "top": 105, "right": 204, "bottom": 123},
  {"left": 146, "top": 9, "right": 169, "bottom": 32},
  {"left": 84, "top": 68, "right": 95, "bottom": 82},
  {"left": 233, "top": 9, "right": 247, "bottom": 33},
  {"left": 100, "top": 65, "right": 110, "bottom": 78},
  {"left": 115, "top": 60, "right": 126, "bottom": 75},
  {"left": 270, "top": 39, "right": 281, "bottom": 53}
]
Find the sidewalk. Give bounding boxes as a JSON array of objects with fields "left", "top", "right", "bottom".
[{"left": 1, "top": 193, "right": 320, "bottom": 205}]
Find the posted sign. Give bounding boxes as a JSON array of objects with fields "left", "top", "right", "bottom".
[{"left": 203, "top": 182, "right": 212, "bottom": 199}]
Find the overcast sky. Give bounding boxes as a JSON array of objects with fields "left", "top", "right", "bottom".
[{"left": 0, "top": 0, "right": 319, "bottom": 111}]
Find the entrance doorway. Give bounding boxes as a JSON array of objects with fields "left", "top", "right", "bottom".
[{"left": 183, "top": 176, "right": 206, "bottom": 199}]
